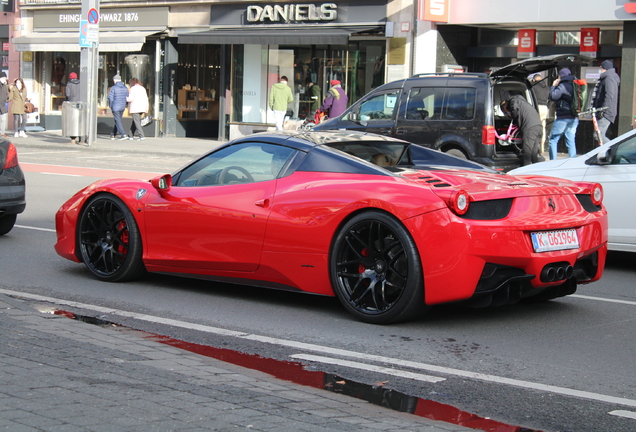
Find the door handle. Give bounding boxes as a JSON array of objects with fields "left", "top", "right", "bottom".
[
  {"left": 255, "top": 198, "right": 270, "bottom": 208},
  {"left": 379, "top": 128, "right": 392, "bottom": 135},
  {"left": 395, "top": 128, "right": 406, "bottom": 135}
]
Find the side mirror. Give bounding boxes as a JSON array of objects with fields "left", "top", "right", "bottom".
[
  {"left": 596, "top": 147, "right": 611, "bottom": 165},
  {"left": 151, "top": 174, "right": 172, "bottom": 191}
]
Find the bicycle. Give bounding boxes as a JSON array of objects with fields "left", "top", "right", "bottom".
[
  {"left": 578, "top": 106, "right": 608, "bottom": 146},
  {"left": 494, "top": 121, "right": 523, "bottom": 151}
]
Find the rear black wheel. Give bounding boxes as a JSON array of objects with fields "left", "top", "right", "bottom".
[
  {"left": 78, "top": 194, "right": 145, "bottom": 282},
  {"left": 0, "top": 214, "right": 17, "bottom": 235},
  {"left": 330, "top": 211, "right": 426, "bottom": 324}
]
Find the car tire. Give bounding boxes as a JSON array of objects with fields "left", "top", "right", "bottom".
[
  {"left": 77, "top": 194, "right": 145, "bottom": 282},
  {"left": 445, "top": 148, "right": 467, "bottom": 159},
  {"left": 0, "top": 214, "right": 17, "bottom": 236},
  {"left": 330, "top": 211, "right": 427, "bottom": 324}
]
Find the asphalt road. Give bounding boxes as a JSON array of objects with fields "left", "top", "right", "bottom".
[{"left": 3, "top": 146, "right": 636, "bottom": 432}]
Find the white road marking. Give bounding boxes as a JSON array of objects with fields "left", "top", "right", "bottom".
[
  {"left": 37, "top": 172, "right": 82, "bottom": 177},
  {"left": 15, "top": 225, "right": 56, "bottom": 233},
  {"left": 18, "top": 151, "right": 81, "bottom": 155},
  {"left": 608, "top": 410, "right": 636, "bottom": 420},
  {"left": 2, "top": 287, "right": 636, "bottom": 409},
  {"left": 290, "top": 354, "right": 445, "bottom": 382},
  {"left": 571, "top": 294, "right": 636, "bottom": 306}
]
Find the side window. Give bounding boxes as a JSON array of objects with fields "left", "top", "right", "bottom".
[
  {"left": 405, "top": 87, "right": 443, "bottom": 120},
  {"left": 175, "top": 143, "right": 295, "bottom": 187},
  {"left": 355, "top": 91, "right": 399, "bottom": 121},
  {"left": 612, "top": 138, "right": 636, "bottom": 164},
  {"left": 443, "top": 88, "right": 476, "bottom": 120}
]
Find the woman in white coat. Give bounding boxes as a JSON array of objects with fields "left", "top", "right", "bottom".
[{"left": 126, "top": 77, "right": 149, "bottom": 140}]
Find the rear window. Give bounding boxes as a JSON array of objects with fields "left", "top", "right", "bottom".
[{"left": 404, "top": 87, "right": 476, "bottom": 121}]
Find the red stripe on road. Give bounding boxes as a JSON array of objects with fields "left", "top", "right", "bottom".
[{"left": 21, "top": 163, "right": 162, "bottom": 180}]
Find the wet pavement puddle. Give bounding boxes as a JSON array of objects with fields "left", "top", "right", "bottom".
[{"left": 53, "top": 309, "right": 540, "bottom": 432}]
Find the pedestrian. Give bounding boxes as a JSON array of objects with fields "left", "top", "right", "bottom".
[
  {"left": 126, "top": 77, "right": 149, "bottom": 141},
  {"left": 306, "top": 78, "right": 321, "bottom": 113},
  {"left": 9, "top": 78, "right": 28, "bottom": 138},
  {"left": 531, "top": 73, "right": 550, "bottom": 150},
  {"left": 592, "top": 59, "right": 620, "bottom": 144},
  {"left": 320, "top": 80, "right": 348, "bottom": 118},
  {"left": 269, "top": 76, "right": 293, "bottom": 131},
  {"left": 547, "top": 68, "right": 579, "bottom": 160},
  {"left": 65, "top": 72, "right": 81, "bottom": 145},
  {"left": 108, "top": 74, "right": 129, "bottom": 140},
  {"left": 501, "top": 95, "right": 542, "bottom": 166},
  {"left": 0, "top": 72, "right": 9, "bottom": 138}
]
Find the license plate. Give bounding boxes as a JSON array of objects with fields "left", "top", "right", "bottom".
[{"left": 531, "top": 229, "right": 579, "bottom": 253}]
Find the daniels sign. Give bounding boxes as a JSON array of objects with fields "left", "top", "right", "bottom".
[{"left": 246, "top": 3, "right": 337, "bottom": 23}]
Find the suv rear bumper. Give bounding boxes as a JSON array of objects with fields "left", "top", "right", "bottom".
[{"left": 475, "top": 154, "right": 520, "bottom": 172}]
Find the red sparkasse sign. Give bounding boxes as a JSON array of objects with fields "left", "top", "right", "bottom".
[
  {"left": 517, "top": 29, "right": 536, "bottom": 59},
  {"left": 419, "top": 0, "right": 449, "bottom": 23},
  {"left": 580, "top": 28, "right": 599, "bottom": 58},
  {"left": 625, "top": 3, "right": 636, "bottom": 13}
]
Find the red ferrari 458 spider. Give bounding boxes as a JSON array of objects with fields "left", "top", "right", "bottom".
[{"left": 55, "top": 131, "right": 608, "bottom": 323}]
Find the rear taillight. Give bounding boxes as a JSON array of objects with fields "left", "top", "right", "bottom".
[
  {"left": 591, "top": 183, "right": 603, "bottom": 206},
  {"left": 2, "top": 143, "right": 18, "bottom": 169},
  {"left": 482, "top": 125, "right": 495, "bottom": 145},
  {"left": 450, "top": 190, "right": 471, "bottom": 215}
]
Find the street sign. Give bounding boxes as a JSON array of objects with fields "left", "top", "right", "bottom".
[
  {"left": 79, "top": 20, "right": 99, "bottom": 47},
  {"left": 88, "top": 8, "right": 99, "bottom": 24}
]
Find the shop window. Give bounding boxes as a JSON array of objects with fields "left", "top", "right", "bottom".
[
  {"left": 230, "top": 41, "right": 385, "bottom": 125},
  {"left": 177, "top": 44, "right": 222, "bottom": 122},
  {"left": 555, "top": 31, "right": 580, "bottom": 45},
  {"left": 37, "top": 47, "right": 156, "bottom": 120}
]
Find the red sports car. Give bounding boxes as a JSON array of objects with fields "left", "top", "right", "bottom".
[{"left": 55, "top": 131, "right": 607, "bottom": 323}]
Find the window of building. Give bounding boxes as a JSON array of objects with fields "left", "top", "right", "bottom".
[
  {"left": 176, "top": 44, "right": 222, "bottom": 122},
  {"left": 230, "top": 41, "right": 385, "bottom": 124}
]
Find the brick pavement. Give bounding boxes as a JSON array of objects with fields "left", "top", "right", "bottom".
[{"left": 0, "top": 294, "right": 478, "bottom": 432}]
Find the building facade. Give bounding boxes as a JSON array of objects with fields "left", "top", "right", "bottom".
[{"left": 8, "top": 0, "right": 636, "bottom": 140}]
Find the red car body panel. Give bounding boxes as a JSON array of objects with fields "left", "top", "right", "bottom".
[{"left": 55, "top": 167, "right": 607, "bottom": 306}]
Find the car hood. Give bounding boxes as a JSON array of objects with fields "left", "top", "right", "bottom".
[
  {"left": 490, "top": 54, "right": 593, "bottom": 79},
  {"left": 400, "top": 168, "right": 587, "bottom": 201}
]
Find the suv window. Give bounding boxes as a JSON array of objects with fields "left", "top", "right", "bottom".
[
  {"left": 405, "top": 87, "right": 443, "bottom": 120},
  {"left": 355, "top": 91, "right": 399, "bottom": 121},
  {"left": 444, "top": 87, "right": 476, "bottom": 120}
]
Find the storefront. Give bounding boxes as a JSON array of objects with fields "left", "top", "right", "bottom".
[
  {"left": 174, "top": 0, "right": 389, "bottom": 139},
  {"left": 12, "top": 7, "right": 168, "bottom": 134}
]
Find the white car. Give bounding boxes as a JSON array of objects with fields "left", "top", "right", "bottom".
[{"left": 510, "top": 129, "right": 636, "bottom": 253}]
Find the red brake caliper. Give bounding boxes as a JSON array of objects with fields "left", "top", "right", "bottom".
[{"left": 117, "top": 221, "right": 129, "bottom": 255}]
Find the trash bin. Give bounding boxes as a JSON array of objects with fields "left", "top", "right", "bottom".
[{"left": 61, "top": 101, "right": 86, "bottom": 137}]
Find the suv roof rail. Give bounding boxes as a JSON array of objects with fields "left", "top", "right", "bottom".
[{"left": 410, "top": 72, "right": 489, "bottom": 78}]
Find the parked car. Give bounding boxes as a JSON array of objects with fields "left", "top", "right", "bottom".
[
  {"left": 314, "top": 54, "right": 591, "bottom": 172},
  {"left": 0, "top": 140, "right": 26, "bottom": 235},
  {"left": 55, "top": 130, "right": 607, "bottom": 324},
  {"left": 510, "top": 128, "right": 636, "bottom": 253}
]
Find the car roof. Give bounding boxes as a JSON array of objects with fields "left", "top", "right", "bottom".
[{"left": 237, "top": 130, "right": 411, "bottom": 151}]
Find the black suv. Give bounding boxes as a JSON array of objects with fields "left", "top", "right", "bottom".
[{"left": 314, "top": 54, "right": 590, "bottom": 171}]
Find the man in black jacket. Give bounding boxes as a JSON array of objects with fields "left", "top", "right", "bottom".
[
  {"left": 548, "top": 68, "right": 579, "bottom": 160},
  {"left": 592, "top": 60, "right": 620, "bottom": 143},
  {"left": 501, "top": 95, "right": 543, "bottom": 166}
]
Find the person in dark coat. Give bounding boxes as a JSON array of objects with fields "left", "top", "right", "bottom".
[
  {"left": 547, "top": 68, "right": 579, "bottom": 160},
  {"left": 531, "top": 73, "right": 550, "bottom": 150},
  {"left": 65, "top": 72, "right": 81, "bottom": 144},
  {"left": 320, "top": 80, "right": 348, "bottom": 118},
  {"left": 108, "top": 74, "right": 129, "bottom": 140},
  {"left": 501, "top": 95, "right": 542, "bottom": 166},
  {"left": 592, "top": 59, "right": 620, "bottom": 143},
  {"left": 0, "top": 72, "right": 8, "bottom": 138},
  {"left": 306, "top": 79, "right": 321, "bottom": 113}
]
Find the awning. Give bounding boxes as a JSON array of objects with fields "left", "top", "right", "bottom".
[
  {"left": 12, "top": 29, "right": 165, "bottom": 52},
  {"left": 178, "top": 25, "right": 383, "bottom": 45}
]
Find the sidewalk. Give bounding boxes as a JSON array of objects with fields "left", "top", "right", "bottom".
[
  {"left": 12, "top": 130, "right": 220, "bottom": 160},
  {"left": 0, "top": 295, "right": 479, "bottom": 432}
]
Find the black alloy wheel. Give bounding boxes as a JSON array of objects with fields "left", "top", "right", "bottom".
[
  {"left": 0, "top": 214, "right": 17, "bottom": 236},
  {"left": 78, "top": 194, "right": 145, "bottom": 282},
  {"left": 330, "top": 211, "right": 426, "bottom": 324}
]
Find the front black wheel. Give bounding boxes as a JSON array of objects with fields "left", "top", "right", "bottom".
[
  {"left": 330, "top": 211, "right": 426, "bottom": 324},
  {"left": 78, "top": 194, "right": 145, "bottom": 282},
  {"left": 0, "top": 214, "right": 17, "bottom": 235}
]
